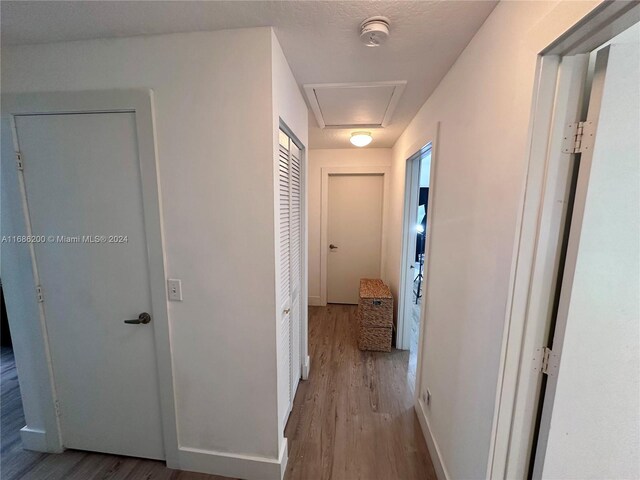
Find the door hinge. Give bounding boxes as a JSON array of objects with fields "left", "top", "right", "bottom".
[
  {"left": 54, "top": 399, "right": 61, "bottom": 417},
  {"left": 562, "top": 121, "right": 595, "bottom": 154},
  {"left": 535, "top": 346, "right": 559, "bottom": 376},
  {"left": 15, "top": 151, "right": 24, "bottom": 171},
  {"left": 36, "top": 285, "right": 44, "bottom": 303}
]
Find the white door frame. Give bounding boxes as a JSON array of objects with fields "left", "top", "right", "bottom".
[
  {"left": 1, "top": 89, "right": 179, "bottom": 467},
  {"left": 278, "top": 120, "right": 309, "bottom": 383},
  {"left": 320, "top": 165, "right": 390, "bottom": 306},
  {"left": 396, "top": 143, "right": 435, "bottom": 351},
  {"left": 487, "top": 3, "right": 640, "bottom": 478},
  {"left": 395, "top": 124, "right": 440, "bottom": 401},
  {"left": 397, "top": 154, "right": 420, "bottom": 351}
]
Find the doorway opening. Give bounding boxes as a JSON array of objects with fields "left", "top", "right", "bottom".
[
  {"left": 397, "top": 143, "right": 433, "bottom": 377},
  {"left": 489, "top": 5, "right": 640, "bottom": 478},
  {"left": 277, "top": 124, "right": 307, "bottom": 429},
  {"left": 528, "top": 23, "right": 639, "bottom": 479}
]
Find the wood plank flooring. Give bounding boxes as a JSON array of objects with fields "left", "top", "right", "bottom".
[
  {"left": 283, "top": 305, "right": 436, "bottom": 480},
  {"left": 1, "top": 305, "right": 436, "bottom": 480},
  {"left": 0, "top": 347, "right": 233, "bottom": 480}
]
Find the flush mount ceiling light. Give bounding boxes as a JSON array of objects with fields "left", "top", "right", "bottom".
[
  {"left": 360, "top": 16, "right": 390, "bottom": 47},
  {"left": 350, "top": 131, "right": 373, "bottom": 147}
]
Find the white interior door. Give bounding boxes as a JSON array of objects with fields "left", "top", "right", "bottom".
[
  {"left": 289, "top": 141, "right": 302, "bottom": 399},
  {"left": 535, "top": 42, "right": 640, "bottom": 479},
  {"left": 399, "top": 151, "right": 423, "bottom": 350},
  {"left": 278, "top": 131, "right": 292, "bottom": 422},
  {"left": 15, "top": 112, "right": 165, "bottom": 459},
  {"left": 327, "top": 174, "right": 383, "bottom": 304},
  {"left": 278, "top": 128, "right": 303, "bottom": 422}
]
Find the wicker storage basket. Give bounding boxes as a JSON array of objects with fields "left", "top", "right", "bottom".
[
  {"left": 358, "top": 279, "right": 393, "bottom": 328},
  {"left": 358, "top": 278, "right": 393, "bottom": 352},
  {"left": 358, "top": 322, "right": 392, "bottom": 352}
]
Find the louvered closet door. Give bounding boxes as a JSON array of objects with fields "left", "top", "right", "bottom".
[
  {"left": 289, "top": 141, "right": 302, "bottom": 399},
  {"left": 278, "top": 130, "right": 292, "bottom": 422},
  {"left": 278, "top": 129, "right": 303, "bottom": 421}
]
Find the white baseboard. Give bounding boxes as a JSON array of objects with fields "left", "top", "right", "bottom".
[
  {"left": 308, "top": 296, "right": 323, "bottom": 306},
  {"left": 177, "top": 439, "right": 288, "bottom": 480},
  {"left": 415, "top": 400, "right": 450, "bottom": 480},
  {"left": 20, "top": 426, "right": 57, "bottom": 452},
  {"left": 302, "top": 355, "right": 311, "bottom": 380}
]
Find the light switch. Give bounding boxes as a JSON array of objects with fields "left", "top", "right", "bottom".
[{"left": 167, "top": 279, "right": 182, "bottom": 301}]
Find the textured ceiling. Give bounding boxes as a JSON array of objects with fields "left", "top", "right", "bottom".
[{"left": 1, "top": 1, "right": 498, "bottom": 149}]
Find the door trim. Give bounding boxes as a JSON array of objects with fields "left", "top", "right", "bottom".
[
  {"left": 320, "top": 165, "right": 390, "bottom": 306},
  {"left": 276, "top": 120, "right": 307, "bottom": 421},
  {"left": 396, "top": 142, "right": 436, "bottom": 351},
  {"left": 279, "top": 122, "right": 308, "bottom": 384},
  {"left": 397, "top": 154, "right": 420, "bottom": 351},
  {"left": 487, "top": 3, "right": 640, "bottom": 477},
  {"left": 1, "top": 89, "right": 179, "bottom": 466},
  {"left": 530, "top": 44, "right": 614, "bottom": 480}
]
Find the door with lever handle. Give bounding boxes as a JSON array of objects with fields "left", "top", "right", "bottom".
[{"left": 124, "top": 312, "right": 151, "bottom": 325}]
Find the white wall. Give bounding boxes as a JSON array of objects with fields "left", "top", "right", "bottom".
[
  {"left": 384, "top": 1, "right": 600, "bottom": 478},
  {"left": 270, "top": 29, "right": 310, "bottom": 446},
  {"left": 307, "top": 148, "right": 392, "bottom": 305},
  {"left": 1, "top": 27, "right": 306, "bottom": 479}
]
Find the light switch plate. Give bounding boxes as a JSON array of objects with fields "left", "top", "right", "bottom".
[{"left": 167, "top": 279, "right": 182, "bottom": 301}]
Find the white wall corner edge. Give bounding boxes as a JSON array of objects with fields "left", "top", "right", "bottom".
[
  {"left": 20, "top": 426, "right": 62, "bottom": 453},
  {"left": 414, "top": 400, "right": 450, "bottom": 480},
  {"left": 302, "top": 355, "right": 311, "bottom": 380},
  {"left": 308, "top": 296, "right": 323, "bottom": 306},
  {"left": 177, "top": 441, "right": 288, "bottom": 480}
]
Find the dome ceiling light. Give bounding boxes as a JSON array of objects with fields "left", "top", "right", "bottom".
[{"left": 350, "top": 132, "right": 373, "bottom": 147}]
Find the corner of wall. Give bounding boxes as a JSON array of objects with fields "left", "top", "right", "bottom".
[
  {"left": 176, "top": 443, "right": 288, "bottom": 480},
  {"left": 415, "top": 401, "right": 450, "bottom": 480},
  {"left": 269, "top": 24, "right": 310, "bottom": 462}
]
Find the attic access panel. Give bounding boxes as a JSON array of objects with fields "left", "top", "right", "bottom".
[{"left": 304, "top": 81, "right": 406, "bottom": 129}]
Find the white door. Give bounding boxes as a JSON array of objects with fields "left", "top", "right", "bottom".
[
  {"left": 327, "top": 174, "right": 384, "bottom": 304},
  {"left": 535, "top": 42, "right": 639, "bottom": 479},
  {"left": 289, "top": 140, "right": 302, "bottom": 399},
  {"left": 278, "top": 132, "right": 292, "bottom": 423},
  {"left": 278, "top": 129, "right": 303, "bottom": 421},
  {"left": 15, "top": 112, "right": 165, "bottom": 459}
]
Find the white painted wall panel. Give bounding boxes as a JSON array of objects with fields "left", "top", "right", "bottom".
[
  {"left": 270, "top": 30, "right": 309, "bottom": 449},
  {"left": 1, "top": 28, "right": 285, "bottom": 466},
  {"left": 385, "top": 1, "right": 600, "bottom": 477}
]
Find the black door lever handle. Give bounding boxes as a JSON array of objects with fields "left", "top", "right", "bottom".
[{"left": 124, "top": 312, "right": 151, "bottom": 325}]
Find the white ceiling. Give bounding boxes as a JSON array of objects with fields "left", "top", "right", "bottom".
[{"left": 1, "top": 1, "right": 498, "bottom": 149}]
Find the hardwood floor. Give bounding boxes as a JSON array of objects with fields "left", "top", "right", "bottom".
[
  {"left": 1, "top": 305, "right": 436, "bottom": 480},
  {"left": 284, "top": 305, "right": 436, "bottom": 480},
  {"left": 0, "top": 347, "right": 233, "bottom": 480}
]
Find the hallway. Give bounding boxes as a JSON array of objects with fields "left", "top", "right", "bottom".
[
  {"left": 284, "top": 305, "right": 436, "bottom": 480},
  {"left": 1, "top": 306, "right": 436, "bottom": 480}
]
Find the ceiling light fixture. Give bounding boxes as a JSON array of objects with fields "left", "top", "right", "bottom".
[
  {"left": 350, "top": 132, "right": 373, "bottom": 147},
  {"left": 360, "top": 16, "right": 390, "bottom": 47}
]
